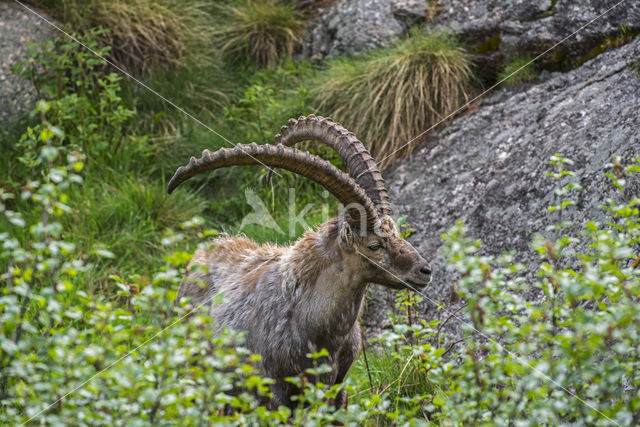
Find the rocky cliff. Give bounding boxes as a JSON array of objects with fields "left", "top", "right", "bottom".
[
  {"left": 302, "top": 0, "right": 640, "bottom": 338},
  {"left": 364, "top": 24, "right": 640, "bottom": 339}
]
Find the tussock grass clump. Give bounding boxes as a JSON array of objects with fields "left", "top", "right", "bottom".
[
  {"left": 35, "top": 0, "right": 212, "bottom": 75},
  {"left": 312, "top": 29, "right": 472, "bottom": 168},
  {"left": 213, "top": 0, "right": 305, "bottom": 68},
  {"left": 498, "top": 56, "right": 538, "bottom": 86}
]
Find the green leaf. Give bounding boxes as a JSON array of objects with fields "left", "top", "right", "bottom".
[
  {"left": 94, "top": 248, "right": 115, "bottom": 259},
  {"left": 1, "top": 337, "right": 18, "bottom": 354}
]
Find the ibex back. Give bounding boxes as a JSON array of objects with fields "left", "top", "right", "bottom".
[{"left": 168, "top": 115, "right": 432, "bottom": 409}]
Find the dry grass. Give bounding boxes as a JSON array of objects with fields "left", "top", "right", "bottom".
[
  {"left": 312, "top": 29, "right": 472, "bottom": 168},
  {"left": 213, "top": 0, "right": 305, "bottom": 68},
  {"left": 295, "top": 0, "right": 341, "bottom": 18},
  {"left": 35, "top": 0, "right": 212, "bottom": 75}
]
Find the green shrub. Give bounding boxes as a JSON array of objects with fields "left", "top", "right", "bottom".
[
  {"left": 312, "top": 28, "right": 472, "bottom": 168},
  {"left": 29, "top": 2, "right": 233, "bottom": 129},
  {"left": 0, "top": 132, "right": 378, "bottom": 423},
  {"left": 212, "top": 0, "right": 305, "bottom": 68},
  {"left": 223, "top": 60, "right": 312, "bottom": 144},
  {"left": 498, "top": 56, "right": 538, "bottom": 86},
  {"left": 433, "top": 154, "right": 640, "bottom": 424},
  {"left": 0, "top": 159, "right": 275, "bottom": 423},
  {"left": 5, "top": 33, "right": 208, "bottom": 280},
  {"left": 10, "top": 32, "right": 135, "bottom": 169}
]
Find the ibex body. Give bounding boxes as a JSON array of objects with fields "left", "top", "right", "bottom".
[{"left": 169, "top": 116, "right": 432, "bottom": 408}]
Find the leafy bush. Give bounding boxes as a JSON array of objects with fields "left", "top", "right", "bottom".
[
  {"left": 312, "top": 28, "right": 472, "bottom": 168},
  {"left": 4, "top": 33, "right": 207, "bottom": 281},
  {"left": 0, "top": 156, "right": 275, "bottom": 423},
  {"left": 0, "top": 126, "right": 388, "bottom": 422},
  {"left": 0, "top": 40, "right": 278, "bottom": 423},
  {"left": 498, "top": 56, "right": 538, "bottom": 86},
  {"left": 212, "top": 0, "right": 305, "bottom": 68},
  {"left": 10, "top": 33, "right": 137, "bottom": 169},
  {"left": 433, "top": 155, "right": 640, "bottom": 425}
]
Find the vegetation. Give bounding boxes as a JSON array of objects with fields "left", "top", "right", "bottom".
[
  {"left": 498, "top": 56, "right": 538, "bottom": 86},
  {"left": 577, "top": 24, "right": 639, "bottom": 68},
  {"left": 212, "top": 0, "right": 305, "bottom": 68},
  {"left": 312, "top": 29, "right": 472, "bottom": 168},
  {"left": 432, "top": 154, "right": 640, "bottom": 424},
  {"left": 2, "top": 2, "right": 640, "bottom": 424},
  {"left": 2, "top": 34, "right": 207, "bottom": 282},
  {"left": 33, "top": 0, "right": 214, "bottom": 75}
]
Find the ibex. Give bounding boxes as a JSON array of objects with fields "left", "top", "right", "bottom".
[{"left": 168, "top": 115, "right": 432, "bottom": 409}]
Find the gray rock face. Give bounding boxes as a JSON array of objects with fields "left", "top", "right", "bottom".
[
  {"left": 439, "top": 0, "right": 640, "bottom": 69},
  {"left": 0, "top": 3, "right": 56, "bottom": 130},
  {"left": 364, "top": 36, "right": 640, "bottom": 339},
  {"left": 303, "top": 0, "right": 429, "bottom": 60},
  {"left": 304, "top": 0, "right": 640, "bottom": 68}
]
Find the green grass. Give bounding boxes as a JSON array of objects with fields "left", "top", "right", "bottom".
[
  {"left": 348, "top": 348, "right": 441, "bottom": 423},
  {"left": 0, "top": 164, "right": 208, "bottom": 289},
  {"left": 498, "top": 56, "right": 538, "bottom": 86},
  {"left": 212, "top": 0, "right": 305, "bottom": 68},
  {"left": 68, "top": 176, "right": 206, "bottom": 272},
  {"left": 311, "top": 28, "right": 472, "bottom": 168},
  {"left": 123, "top": 58, "right": 238, "bottom": 129},
  {"left": 350, "top": 349, "right": 435, "bottom": 399},
  {"left": 576, "top": 24, "right": 639, "bottom": 68}
]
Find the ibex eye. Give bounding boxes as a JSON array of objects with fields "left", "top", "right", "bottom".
[{"left": 368, "top": 243, "right": 382, "bottom": 251}]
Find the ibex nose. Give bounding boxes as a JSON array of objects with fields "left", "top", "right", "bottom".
[{"left": 419, "top": 264, "right": 432, "bottom": 276}]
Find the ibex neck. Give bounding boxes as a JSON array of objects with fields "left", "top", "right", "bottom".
[
  {"left": 280, "top": 221, "right": 367, "bottom": 340},
  {"left": 308, "top": 265, "right": 368, "bottom": 338}
]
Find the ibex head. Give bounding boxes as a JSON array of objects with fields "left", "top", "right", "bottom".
[
  {"left": 168, "top": 115, "right": 432, "bottom": 291},
  {"left": 338, "top": 215, "right": 431, "bottom": 291}
]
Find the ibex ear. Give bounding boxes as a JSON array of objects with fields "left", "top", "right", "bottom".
[{"left": 339, "top": 221, "right": 355, "bottom": 252}]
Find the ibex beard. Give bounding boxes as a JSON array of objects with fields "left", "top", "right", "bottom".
[{"left": 168, "top": 115, "right": 432, "bottom": 409}]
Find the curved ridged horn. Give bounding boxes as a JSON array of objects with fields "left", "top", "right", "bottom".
[
  {"left": 167, "top": 143, "right": 380, "bottom": 228},
  {"left": 274, "top": 115, "right": 390, "bottom": 215}
]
